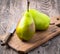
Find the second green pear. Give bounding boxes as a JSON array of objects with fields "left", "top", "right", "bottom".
[
  {"left": 16, "top": 11, "right": 35, "bottom": 41},
  {"left": 29, "top": 9, "right": 50, "bottom": 30}
]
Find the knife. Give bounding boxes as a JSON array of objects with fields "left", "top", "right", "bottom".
[{"left": 0, "top": 23, "right": 17, "bottom": 45}]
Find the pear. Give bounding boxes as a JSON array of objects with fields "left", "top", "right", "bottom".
[
  {"left": 29, "top": 9, "right": 50, "bottom": 30},
  {"left": 16, "top": 11, "right": 35, "bottom": 41}
]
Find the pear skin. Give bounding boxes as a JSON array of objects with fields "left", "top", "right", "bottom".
[
  {"left": 29, "top": 9, "right": 50, "bottom": 30},
  {"left": 16, "top": 12, "right": 35, "bottom": 41}
]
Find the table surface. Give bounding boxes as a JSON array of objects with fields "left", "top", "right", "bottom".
[
  {"left": 0, "top": 35, "right": 60, "bottom": 54},
  {"left": 0, "top": 0, "right": 60, "bottom": 54}
]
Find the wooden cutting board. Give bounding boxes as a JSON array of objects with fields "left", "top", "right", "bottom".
[{"left": 3, "top": 17, "right": 60, "bottom": 53}]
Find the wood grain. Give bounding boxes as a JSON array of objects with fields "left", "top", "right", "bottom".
[{"left": 0, "top": 0, "right": 60, "bottom": 54}]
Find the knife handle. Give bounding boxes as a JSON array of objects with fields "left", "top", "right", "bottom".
[{"left": 1, "top": 33, "right": 11, "bottom": 45}]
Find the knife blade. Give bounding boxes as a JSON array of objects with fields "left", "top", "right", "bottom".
[{"left": 1, "top": 23, "right": 17, "bottom": 45}]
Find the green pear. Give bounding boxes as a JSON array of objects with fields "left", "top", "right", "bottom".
[
  {"left": 29, "top": 9, "right": 50, "bottom": 30},
  {"left": 16, "top": 11, "right": 35, "bottom": 41}
]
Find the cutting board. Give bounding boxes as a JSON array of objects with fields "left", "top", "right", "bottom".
[{"left": 2, "top": 17, "right": 60, "bottom": 53}]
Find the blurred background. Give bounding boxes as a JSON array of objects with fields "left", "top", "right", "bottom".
[{"left": 0, "top": 0, "right": 60, "bottom": 39}]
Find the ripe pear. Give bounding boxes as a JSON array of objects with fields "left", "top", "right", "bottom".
[
  {"left": 16, "top": 11, "right": 35, "bottom": 41},
  {"left": 29, "top": 9, "right": 50, "bottom": 30}
]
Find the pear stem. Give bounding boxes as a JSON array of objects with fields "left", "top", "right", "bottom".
[{"left": 27, "top": 0, "right": 30, "bottom": 12}]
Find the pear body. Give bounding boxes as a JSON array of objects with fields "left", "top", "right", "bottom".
[
  {"left": 16, "top": 12, "right": 35, "bottom": 41},
  {"left": 29, "top": 9, "right": 50, "bottom": 30}
]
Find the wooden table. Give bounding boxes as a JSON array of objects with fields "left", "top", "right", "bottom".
[
  {"left": 0, "top": 0, "right": 60, "bottom": 54},
  {"left": 0, "top": 35, "right": 60, "bottom": 54}
]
